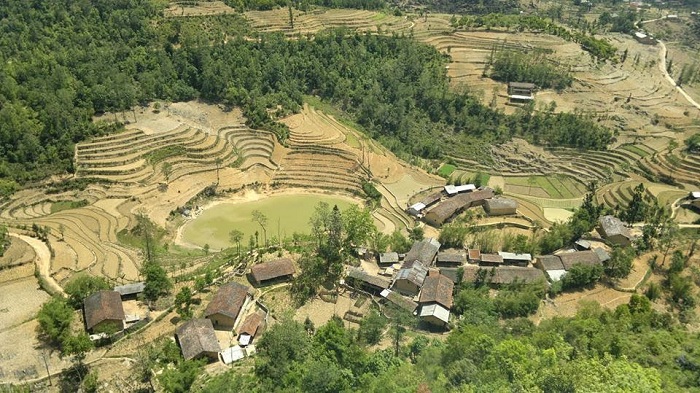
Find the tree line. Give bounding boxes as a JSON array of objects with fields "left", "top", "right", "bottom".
[{"left": 0, "top": 1, "right": 612, "bottom": 188}]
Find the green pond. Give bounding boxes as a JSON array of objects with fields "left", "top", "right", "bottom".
[{"left": 181, "top": 194, "right": 357, "bottom": 249}]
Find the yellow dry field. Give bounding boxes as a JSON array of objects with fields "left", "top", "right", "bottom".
[{"left": 165, "top": 1, "right": 235, "bottom": 17}]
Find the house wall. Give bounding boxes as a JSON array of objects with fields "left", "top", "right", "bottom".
[
  {"left": 504, "top": 260, "right": 529, "bottom": 267},
  {"left": 607, "top": 234, "right": 631, "bottom": 246},
  {"left": 487, "top": 206, "right": 517, "bottom": 216},
  {"left": 92, "top": 319, "right": 124, "bottom": 334},
  {"left": 393, "top": 279, "right": 420, "bottom": 296},
  {"left": 421, "top": 314, "right": 448, "bottom": 326},
  {"left": 257, "top": 274, "right": 293, "bottom": 286},
  {"left": 424, "top": 212, "right": 445, "bottom": 227},
  {"left": 207, "top": 313, "right": 237, "bottom": 329}
]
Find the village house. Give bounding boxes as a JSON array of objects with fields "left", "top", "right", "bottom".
[
  {"left": 204, "top": 282, "right": 251, "bottom": 329},
  {"left": 574, "top": 239, "right": 591, "bottom": 251},
  {"left": 407, "top": 191, "right": 443, "bottom": 217},
  {"left": 347, "top": 268, "right": 391, "bottom": 294},
  {"left": 424, "top": 188, "right": 495, "bottom": 227},
  {"left": 597, "top": 215, "right": 633, "bottom": 246},
  {"left": 404, "top": 237, "right": 441, "bottom": 266},
  {"left": 498, "top": 252, "right": 532, "bottom": 267},
  {"left": 633, "top": 31, "right": 657, "bottom": 45},
  {"left": 479, "top": 253, "right": 504, "bottom": 267},
  {"left": 83, "top": 290, "right": 125, "bottom": 334},
  {"left": 436, "top": 251, "right": 466, "bottom": 267},
  {"left": 534, "top": 255, "right": 567, "bottom": 282},
  {"left": 176, "top": 318, "right": 220, "bottom": 361},
  {"left": 418, "top": 272, "right": 454, "bottom": 327},
  {"left": 484, "top": 198, "right": 518, "bottom": 216},
  {"left": 485, "top": 266, "right": 546, "bottom": 286},
  {"left": 507, "top": 82, "right": 536, "bottom": 103},
  {"left": 393, "top": 260, "right": 430, "bottom": 296},
  {"left": 557, "top": 250, "right": 603, "bottom": 270},
  {"left": 249, "top": 258, "right": 296, "bottom": 286},
  {"left": 377, "top": 252, "right": 399, "bottom": 266},
  {"left": 237, "top": 310, "right": 266, "bottom": 347}
]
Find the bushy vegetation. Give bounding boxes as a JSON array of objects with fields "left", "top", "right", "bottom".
[
  {"left": 451, "top": 13, "right": 617, "bottom": 61},
  {"left": 192, "top": 292, "right": 700, "bottom": 391},
  {"left": 0, "top": 1, "right": 613, "bottom": 187},
  {"left": 489, "top": 49, "right": 573, "bottom": 91},
  {"left": 224, "top": 0, "right": 385, "bottom": 11}
]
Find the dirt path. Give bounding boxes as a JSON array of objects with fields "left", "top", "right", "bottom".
[
  {"left": 657, "top": 41, "right": 700, "bottom": 111},
  {"left": 10, "top": 233, "right": 64, "bottom": 296}
]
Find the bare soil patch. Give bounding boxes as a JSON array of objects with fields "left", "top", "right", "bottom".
[{"left": 165, "top": 1, "right": 235, "bottom": 17}]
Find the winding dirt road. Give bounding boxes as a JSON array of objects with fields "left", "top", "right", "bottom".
[{"left": 10, "top": 233, "right": 64, "bottom": 296}]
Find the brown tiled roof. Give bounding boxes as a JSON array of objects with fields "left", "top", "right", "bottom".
[
  {"left": 237, "top": 311, "right": 266, "bottom": 337},
  {"left": 420, "top": 192, "right": 443, "bottom": 207},
  {"left": 405, "top": 238, "right": 441, "bottom": 266},
  {"left": 176, "top": 319, "right": 220, "bottom": 360},
  {"left": 425, "top": 188, "right": 495, "bottom": 225},
  {"left": 484, "top": 198, "right": 518, "bottom": 211},
  {"left": 557, "top": 251, "right": 602, "bottom": 270},
  {"left": 419, "top": 274, "right": 455, "bottom": 309},
  {"left": 204, "top": 282, "right": 250, "bottom": 321},
  {"left": 480, "top": 254, "right": 504, "bottom": 264},
  {"left": 348, "top": 268, "right": 391, "bottom": 289},
  {"left": 437, "top": 251, "right": 466, "bottom": 265},
  {"left": 386, "top": 291, "right": 418, "bottom": 313},
  {"left": 490, "top": 267, "right": 546, "bottom": 285},
  {"left": 536, "top": 255, "right": 565, "bottom": 271},
  {"left": 83, "top": 291, "right": 125, "bottom": 330},
  {"left": 251, "top": 258, "right": 295, "bottom": 282}
]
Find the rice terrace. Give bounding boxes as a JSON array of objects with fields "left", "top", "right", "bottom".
[{"left": 1, "top": 0, "right": 700, "bottom": 391}]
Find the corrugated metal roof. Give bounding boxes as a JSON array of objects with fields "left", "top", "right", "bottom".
[{"left": 419, "top": 303, "right": 450, "bottom": 324}]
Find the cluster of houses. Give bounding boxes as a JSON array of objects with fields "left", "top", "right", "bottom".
[
  {"left": 408, "top": 185, "right": 519, "bottom": 227},
  {"left": 82, "top": 258, "right": 298, "bottom": 364},
  {"left": 345, "top": 214, "right": 634, "bottom": 328}
]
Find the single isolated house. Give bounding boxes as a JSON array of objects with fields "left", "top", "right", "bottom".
[
  {"left": 204, "top": 282, "right": 251, "bottom": 329},
  {"left": 83, "top": 290, "right": 125, "bottom": 334},
  {"left": 597, "top": 215, "right": 632, "bottom": 246},
  {"left": 250, "top": 258, "right": 295, "bottom": 286},
  {"left": 176, "top": 318, "right": 220, "bottom": 361}
]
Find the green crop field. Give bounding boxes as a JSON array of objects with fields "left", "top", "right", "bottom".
[
  {"left": 619, "top": 144, "right": 650, "bottom": 158},
  {"left": 438, "top": 164, "right": 456, "bottom": 178},
  {"left": 505, "top": 175, "right": 585, "bottom": 199},
  {"left": 181, "top": 194, "right": 357, "bottom": 249}
]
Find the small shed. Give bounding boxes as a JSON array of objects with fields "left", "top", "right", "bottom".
[
  {"left": 113, "top": 282, "right": 145, "bottom": 299},
  {"left": 436, "top": 251, "right": 466, "bottom": 267},
  {"left": 479, "top": 253, "right": 504, "bottom": 267},
  {"left": 204, "top": 282, "right": 251, "bottom": 329},
  {"left": 574, "top": 239, "right": 592, "bottom": 251},
  {"left": 83, "top": 291, "right": 125, "bottom": 334},
  {"left": 444, "top": 184, "right": 476, "bottom": 196},
  {"left": 382, "top": 289, "right": 418, "bottom": 313},
  {"left": 594, "top": 247, "right": 610, "bottom": 263},
  {"left": 237, "top": 311, "right": 266, "bottom": 346},
  {"left": 176, "top": 319, "right": 220, "bottom": 361},
  {"left": 220, "top": 345, "right": 246, "bottom": 365},
  {"left": 250, "top": 258, "right": 296, "bottom": 286},
  {"left": 419, "top": 303, "right": 450, "bottom": 326},
  {"left": 507, "top": 82, "right": 536, "bottom": 103},
  {"left": 347, "top": 268, "right": 391, "bottom": 294},
  {"left": 597, "top": 215, "right": 632, "bottom": 246},
  {"left": 484, "top": 198, "right": 518, "bottom": 216},
  {"left": 378, "top": 252, "right": 400, "bottom": 266},
  {"left": 467, "top": 249, "right": 481, "bottom": 264},
  {"left": 634, "top": 31, "right": 657, "bottom": 45},
  {"left": 498, "top": 252, "right": 532, "bottom": 267},
  {"left": 407, "top": 202, "right": 426, "bottom": 217}
]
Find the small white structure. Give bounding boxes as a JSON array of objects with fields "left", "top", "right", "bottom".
[
  {"left": 498, "top": 252, "right": 532, "bottom": 267},
  {"left": 220, "top": 345, "right": 246, "bottom": 365},
  {"left": 691, "top": 191, "right": 700, "bottom": 199},
  {"left": 408, "top": 202, "right": 426, "bottom": 216},
  {"left": 444, "top": 184, "right": 476, "bottom": 196},
  {"left": 419, "top": 303, "right": 450, "bottom": 325}
]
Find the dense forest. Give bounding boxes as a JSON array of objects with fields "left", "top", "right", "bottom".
[
  {"left": 0, "top": 1, "right": 613, "bottom": 188},
  {"left": 488, "top": 49, "right": 573, "bottom": 91},
  {"left": 223, "top": 0, "right": 386, "bottom": 11}
]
